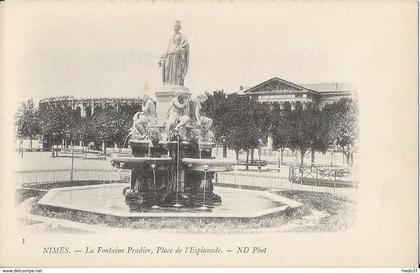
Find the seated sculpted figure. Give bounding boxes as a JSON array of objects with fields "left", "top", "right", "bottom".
[
  {"left": 129, "top": 112, "right": 149, "bottom": 140},
  {"left": 191, "top": 94, "right": 213, "bottom": 132},
  {"left": 179, "top": 94, "right": 214, "bottom": 142},
  {"left": 141, "top": 94, "right": 157, "bottom": 125},
  {"left": 165, "top": 92, "right": 191, "bottom": 135},
  {"left": 129, "top": 95, "right": 157, "bottom": 141}
]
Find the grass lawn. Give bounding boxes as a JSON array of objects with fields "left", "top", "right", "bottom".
[{"left": 276, "top": 190, "right": 356, "bottom": 232}]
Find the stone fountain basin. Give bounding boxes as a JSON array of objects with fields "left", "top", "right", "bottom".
[
  {"left": 37, "top": 183, "right": 302, "bottom": 219},
  {"left": 182, "top": 158, "right": 236, "bottom": 172},
  {"left": 111, "top": 154, "right": 173, "bottom": 168}
]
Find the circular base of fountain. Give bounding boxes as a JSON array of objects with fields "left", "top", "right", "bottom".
[
  {"left": 122, "top": 186, "right": 222, "bottom": 209},
  {"left": 37, "top": 183, "right": 302, "bottom": 219}
]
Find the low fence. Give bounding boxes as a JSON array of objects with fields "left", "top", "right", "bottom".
[
  {"left": 15, "top": 167, "right": 356, "bottom": 195},
  {"left": 16, "top": 148, "right": 52, "bottom": 152},
  {"left": 289, "top": 165, "right": 356, "bottom": 188},
  {"left": 215, "top": 169, "right": 356, "bottom": 195},
  {"left": 215, "top": 171, "right": 289, "bottom": 189},
  {"left": 15, "top": 169, "right": 130, "bottom": 187}
]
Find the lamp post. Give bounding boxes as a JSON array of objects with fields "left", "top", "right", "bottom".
[
  {"left": 258, "top": 138, "right": 263, "bottom": 172},
  {"left": 221, "top": 136, "right": 227, "bottom": 158},
  {"left": 199, "top": 164, "right": 209, "bottom": 210},
  {"left": 52, "top": 132, "right": 56, "bottom": 157},
  {"left": 56, "top": 136, "right": 59, "bottom": 157},
  {"left": 65, "top": 128, "right": 74, "bottom": 181},
  {"left": 151, "top": 164, "right": 160, "bottom": 209},
  {"left": 71, "top": 138, "right": 74, "bottom": 181},
  {"left": 19, "top": 139, "right": 23, "bottom": 158},
  {"left": 331, "top": 140, "right": 337, "bottom": 167},
  {"left": 173, "top": 135, "right": 182, "bottom": 208}
]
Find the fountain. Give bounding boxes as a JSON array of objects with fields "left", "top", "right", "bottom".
[
  {"left": 111, "top": 20, "right": 236, "bottom": 209},
  {"left": 35, "top": 21, "right": 302, "bottom": 222}
]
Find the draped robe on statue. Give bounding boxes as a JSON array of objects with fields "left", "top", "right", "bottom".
[{"left": 161, "top": 32, "right": 189, "bottom": 86}]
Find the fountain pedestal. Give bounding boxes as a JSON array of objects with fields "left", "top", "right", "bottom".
[
  {"left": 155, "top": 85, "right": 191, "bottom": 124},
  {"left": 112, "top": 140, "right": 235, "bottom": 209}
]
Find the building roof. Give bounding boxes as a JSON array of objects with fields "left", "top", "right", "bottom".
[
  {"left": 300, "top": 82, "right": 355, "bottom": 93},
  {"left": 242, "top": 77, "right": 355, "bottom": 96},
  {"left": 39, "top": 96, "right": 144, "bottom": 104},
  {"left": 243, "top": 77, "right": 315, "bottom": 94}
]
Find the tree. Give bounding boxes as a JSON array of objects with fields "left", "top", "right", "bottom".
[
  {"left": 226, "top": 97, "right": 257, "bottom": 168},
  {"left": 38, "top": 104, "right": 75, "bottom": 148},
  {"left": 37, "top": 101, "right": 136, "bottom": 153},
  {"left": 288, "top": 103, "right": 331, "bottom": 166},
  {"left": 254, "top": 101, "right": 272, "bottom": 138},
  {"left": 15, "top": 99, "right": 41, "bottom": 148},
  {"left": 90, "top": 107, "right": 132, "bottom": 153},
  {"left": 223, "top": 94, "right": 270, "bottom": 170},
  {"left": 270, "top": 102, "right": 292, "bottom": 164},
  {"left": 306, "top": 104, "right": 332, "bottom": 165},
  {"left": 253, "top": 101, "right": 272, "bottom": 163},
  {"left": 203, "top": 92, "right": 271, "bottom": 167},
  {"left": 72, "top": 116, "right": 96, "bottom": 150},
  {"left": 323, "top": 98, "right": 358, "bottom": 166},
  {"left": 288, "top": 107, "right": 309, "bottom": 165},
  {"left": 201, "top": 90, "right": 230, "bottom": 157}
]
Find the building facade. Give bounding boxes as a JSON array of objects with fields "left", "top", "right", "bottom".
[
  {"left": 242, "top": 77, "right": 355, "bottom": 109},
  {"left": 242, "top": 77, "right": 356, "bottom": 151},
  {"left": 39, "top": 96, "right": 144, "bottom": 117}
]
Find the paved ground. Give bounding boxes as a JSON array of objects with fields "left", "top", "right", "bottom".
[
  {"left": 15, "top": 152, "right": 356, "bottom": 200},
  {"left": 15, "top": 151, "right": 113, "bottom": 171},
  {"left": 16, "top": 148, "right": 353, "bottom": 171}
]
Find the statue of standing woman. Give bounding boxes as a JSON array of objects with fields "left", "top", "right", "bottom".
[{"left": 159, "top": 21, "right": 189, "bottom": 86}]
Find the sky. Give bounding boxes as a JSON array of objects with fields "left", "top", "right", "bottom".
[{"left": 2, "top": 1, "right": 382, "bottom": 106}]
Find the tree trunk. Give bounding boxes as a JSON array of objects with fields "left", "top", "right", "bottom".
[
  {"left": 345, "top": 152, "right": 350, "bottom": 165},
  {"left": 311, "top": 149, "right": 315, "bottom": 165},
  {"left": 280, "top": 147, "right": 284, "bottom": 163},
  {"left": 300, "top": 151, "right": 305, "bottom": 166},
  {"left": 235, "top": 150, "right": 239, "bottom": 163},
  {"left": 30, "top": 138, "right": 33, "bottom": 149},
  {"left": 245, "top": 151, "right": 250, "bottom": 170},
  {"left": 223, "top": 144, "right": 227, "bottom": 158},
  {"left": 251, "top": 149, "right": 255, "bottom": 165},
  {"left": 51, "top": 137, "right": 55, "bottom": 157}
]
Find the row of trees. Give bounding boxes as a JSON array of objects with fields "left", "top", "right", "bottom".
[
  {"left": 201, "top": 91, "right": 358, "bottom": 167},
  {"left": 15, "top": 92, "right": 358, "bottom": 167},
  {"left": 15, "top": 100, "right": 138, "bottom": 153}
]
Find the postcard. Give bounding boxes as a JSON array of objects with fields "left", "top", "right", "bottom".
[{"left": 0, "top": 0, "right": 418, "bottom": 268}]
